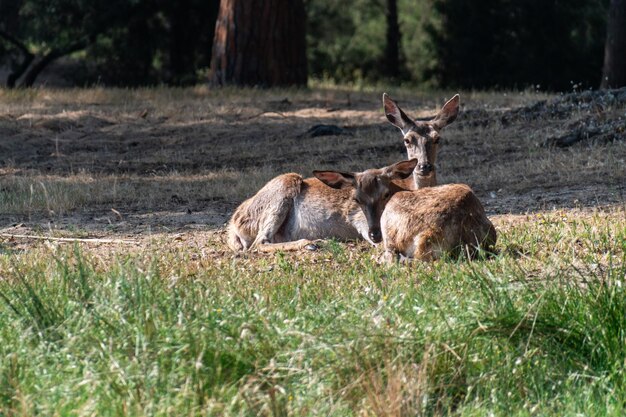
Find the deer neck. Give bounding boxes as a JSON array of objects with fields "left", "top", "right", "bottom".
[{"left": 413, "top": 171, "right": 437, "bottom": 189}]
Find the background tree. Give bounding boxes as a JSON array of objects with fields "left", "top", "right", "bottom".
[
  {"left": 306, "top": 0, "right": 388, "bottom": 82},
  {"left": 600, "top": 0, "right": 626, "bottom": 88},
  {"left": 426, "top": 0, "right": 608, "bottom": 90},
  {"left": 209, "top": 0, "right": 307, "bottom": 87},
  {"left": 384, "top": 0, "right": 400, "bottom": 79},
  {"left": 0, "top": 0, "right": 614, "bottom": 90},
  {"left": 0, "top": 0, "right": 139, "bottom": 88},
  {"left": 0, "top": 0, "right": 31, "bottom": 88},
  {"left": 0, "top": 0, "right": 219, "bottom": 87}
]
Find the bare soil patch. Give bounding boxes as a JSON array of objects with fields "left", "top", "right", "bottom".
[{"left": 1, "top": 87, "right": 624, "bottom": 249}]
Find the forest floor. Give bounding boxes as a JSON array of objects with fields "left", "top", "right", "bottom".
[
  {"left": 0, "top": 86, "right": 624, "bottom": 253},
  {"left": 0, "top": 86, "right": 625, "bottom": 415}
]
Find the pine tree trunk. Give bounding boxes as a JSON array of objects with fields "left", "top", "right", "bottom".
[
  {"left": 209, "top": 0, "right": 307, "bottom": 87},
  {"left": 600, "top": 0, "right": 626, "bottom": 88}
]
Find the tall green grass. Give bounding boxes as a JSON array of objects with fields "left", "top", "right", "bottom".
[{"left": 0, "top": 212, "right": 625, "bottom": 416}]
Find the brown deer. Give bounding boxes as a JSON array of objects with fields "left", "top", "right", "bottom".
[
  {"left": 226, "top": 160, "right": 418, "bottom": 252},
  {"left": 226, "top": 94, "right": 461, "bottom": 253},
  {"left": 320, "top": 160, "right": 497, "bottom": 262},
  {"left": 383, "top": 93, "right": 460, "bottom": 189}
]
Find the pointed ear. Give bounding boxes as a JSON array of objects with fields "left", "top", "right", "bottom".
[
  {"left": 432, "top": 94, "right": 460, "bottom": 130},
  {"left": 313, "top": 170, "right": 356, "bottom": 190},
  {"left": 384, "top": 159, "right": 418, "bottom": 180},
  {"left": 383, "top": 93, "right": 415, "bottom": 135}
]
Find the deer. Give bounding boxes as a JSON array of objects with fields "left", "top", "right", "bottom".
[
  {"left": 319, "top": 160, "right": 497, "bottom": 263},
  {"left": 226, "top": 160, "right": 418, "bottom": 252},
  {"left": 226, "top": 94, "right": 461, "bottom": 253},
  {"left": 383, "top": 93, "right": 460, "bottom": 189}
]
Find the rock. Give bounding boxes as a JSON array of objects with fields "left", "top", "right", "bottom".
[{"left": 305, "top": 124, "right": 346, "bottom": 137}]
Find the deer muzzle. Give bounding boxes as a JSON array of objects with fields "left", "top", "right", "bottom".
[
  {"left": 369, "top": 228, "right": 382, "bottom": 244},
  {"left": 417, "top": 163, "right": 433, "bottom": 176}
]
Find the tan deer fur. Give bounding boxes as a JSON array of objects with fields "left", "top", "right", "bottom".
[
  {"left": 383, "top": 93, "right": 460, "bottom": 189},
  {"left": 380, "top": 184, "right": 497, "bottom": 262},
  {"left": 226, "top": 160, "right": 418, "bottom": 252},
  {"left": 321, "top": 160, "right": 497, "bottom": 262}
]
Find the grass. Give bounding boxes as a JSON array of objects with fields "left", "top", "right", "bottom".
[
  {"left": 1, "top": 86, "right": 624, "bottom": 223},
  {"left": 0, "top": 208, "right": 624, "bottom": 416},
  {"left": 0, "top": 171, "right": 248, "bottom": 216},
  {"left": 0, "top": 86, "right": 625, "bottom": 414}
]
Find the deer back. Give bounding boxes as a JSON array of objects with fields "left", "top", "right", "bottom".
[{"left": 381, "top": 184, "right": 496, "bottom": 259}]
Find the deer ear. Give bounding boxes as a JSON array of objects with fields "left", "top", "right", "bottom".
[
  {"left": 432, "top": 94, "right": 460, "bottom": 130},
  {"left": 313, "top": 170, "right": 356, "bottom": 190},
  {"left": 385, "top": 159, "right": 418, "bottom": 180},
  {"left": 383, "top": 93, "right": 415, "bottom": 135}
]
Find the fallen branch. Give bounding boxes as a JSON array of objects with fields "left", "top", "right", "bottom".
[{"left": 0, "top": 234, "right": 137, "bottom": 244}]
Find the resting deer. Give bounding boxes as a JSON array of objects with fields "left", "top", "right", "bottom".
[
  {"left": 383, "top": 93, "right": 460, "bottom": 189},
  {"left": 227, "top": 94, "right": 461, "bottom": 253},
  {"left": 226, "top": 160, "right": 418, "bottom": 252},
  {"left": 321, "top": 160, "right": 497, "bottom": 262}
]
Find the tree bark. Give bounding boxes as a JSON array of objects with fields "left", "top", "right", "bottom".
[
  {"left": 600, "top": 0, "right": 626, "bottom": 88},
  {"left": 19, "top": 40, "right": 88, "bottom": 88},
  {"left": 209, "top": 0, "right": 307, "bottom": 87},
  {"left": 385, "top": 0, "right": 400, "bottom": 78},
  {"left": 0, "top": 29, "right": 34, "bottom": 88},
  {"left": 7, "top": 53, "right": 33, "bottom": 88}
]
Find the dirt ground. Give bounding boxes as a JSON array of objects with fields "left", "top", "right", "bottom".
[{"left": 0, "top": 87, "right": 624, "bottom": 252}]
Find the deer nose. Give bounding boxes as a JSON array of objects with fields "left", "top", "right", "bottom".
[
  {"left": 418, "top": 163, "right": 433, "bottom": 174},
  {"left": 369, "top": 229, "right": 382, "bottom": 243}
]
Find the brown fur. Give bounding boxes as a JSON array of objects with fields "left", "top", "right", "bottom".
[
  {"left": 227, "top": 173, "right": 304, "bottom": 251},
  {"left": 226, "top": 161, "right": 417, "bottom": 252},
  {"left": 383, "top": 93, "right": 460, "bottom": 189},
  {"left": 227, "top": 174, "right": 362, "bottom": 251},
  {"left": 380, "top": 184, "right": 497, "bottom": 262},
  {"left": 306, "top": 159, "right": 496, "bottom": 263}
]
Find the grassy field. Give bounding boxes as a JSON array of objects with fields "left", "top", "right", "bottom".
[{"left": 0, "top": 86, "right": 625, "bottom": 415}]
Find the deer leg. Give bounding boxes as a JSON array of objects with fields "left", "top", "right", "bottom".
[
  {"left": 240, "top": 174, "right": 303, "bottom": 249},
  {"left": 378, "top": 249, "right": 400, "bottom": 264},
  {"left": 256, "top": 239, "right": 319, "bottom": 253},
  {"left": 413, "top": 229, "right": 443, "bottom": 262},
  {"left": 250, "top": 199, "right": 295, "bottom": 248}
]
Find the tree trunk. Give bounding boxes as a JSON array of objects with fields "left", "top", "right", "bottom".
[
  {"left": 209, "top": 0, "right": 307, "bottom": 87},
  {"left": 0, "top": 29, "right": 34, "bottom": 88},
  {"left": 7, "top": 53, "right": 33, "bottom": 88},
  {"left": 385, "top": 0, "right": 400, "bottom": 78},
  {"left": 19, "top": 40, "right": 88, "bottom": 88},
  {"left": 600, "top": 0, "right": 626, "bottom": 88}
]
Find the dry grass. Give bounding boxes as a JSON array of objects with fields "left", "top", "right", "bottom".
[
  {"left": 1, "top": 85, "right": 625, "bottom": 416},
  {"left": 0, "top": 185, "right": 623, "bottom": 415},
  {"left": 0, "top": 86, "right": 624, "bottom": 240}
]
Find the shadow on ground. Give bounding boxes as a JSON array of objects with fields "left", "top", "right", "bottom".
[{"left": 1, "top": 87, "right": 624, "bottom": 243}]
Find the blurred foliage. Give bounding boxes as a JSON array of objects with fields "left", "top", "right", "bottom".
[
  {"left": 84, "top": 0, "right": 219, "bottom": 86},
  {"left": 0, "top": 0, "right": 611, "bottom": 89},
  {"left": 428, "top": 0, "right": 609, "bottom": 90},
  {"left": 306, "top": 0, "right": 387, "bottom": 82},
  {"left": 306, "top": 0, "right": 608, "bottom": 90},
  {"left": 306, "top": 0, "right": 434, "bottom": 85},
  {"left": 0, "top": 0, "right": 218, "bottom": 86}
]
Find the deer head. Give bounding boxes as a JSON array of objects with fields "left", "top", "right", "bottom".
[
  {"left": 383, "top": 93, "right": 460, "bottom": 188},
  {"left": 313, "top": 159, "right": 417, "bottom": 243}
]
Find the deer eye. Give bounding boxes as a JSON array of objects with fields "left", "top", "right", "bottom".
[
  {"left": 383, "top": 192, "right": 391, "bottom": 199},
  {"left": 404, "top": 138, "right": 411, "bottom": 145}
]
